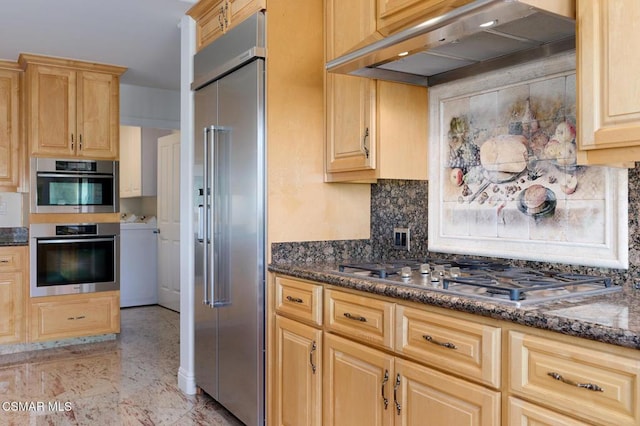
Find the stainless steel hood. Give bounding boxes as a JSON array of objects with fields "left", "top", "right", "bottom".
[{"left": 326, "top": 0, "right": 575, "bottom": 87}]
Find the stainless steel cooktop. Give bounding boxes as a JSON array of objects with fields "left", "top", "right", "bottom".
[{"left": 337, "top": 257, "right": 619, "bottom": 307}]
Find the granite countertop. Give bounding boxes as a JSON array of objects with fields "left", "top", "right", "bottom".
[
  {"left": 0, "top": 227, "right": 28, "bottom": 246},
  {"left": 269, "top": 263, "right": 640, "bottom": 350}
]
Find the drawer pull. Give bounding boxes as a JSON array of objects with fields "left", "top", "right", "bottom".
[
  {"left": 547, "top": 372, "right": 604, "bottom": 392},
  {"left": 423, "top": 335, "right": 457, "bottom": 349},
  {"left": 67, "top": 316, "right": 86, "bottom": 321},
  {"left": 381, "top": 369, "right": 389, "bottom": 409},
  {"left": 0, "top": 259, "right": 9, "bottom": 263},
  {"left": 309, "top": 341, "right": 317, "bottom": 374},
  {"left": 286, "top": 296, "right": 303, "bottom": 304},
  {"left": 343, "top": 312, "right": 367, "bottom": 322}
]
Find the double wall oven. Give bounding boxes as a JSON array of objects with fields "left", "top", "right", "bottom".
[{"left": 29, "top": 158, "right": 120, "bottom": 298}]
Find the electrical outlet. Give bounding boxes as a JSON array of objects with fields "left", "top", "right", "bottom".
[{"left": 393, "top": 227, "right": 410, "bottom": 251}]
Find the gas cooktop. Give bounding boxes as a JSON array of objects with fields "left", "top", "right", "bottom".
[{"left": 337, "top": 257, "right": 619, "bottom": 307}]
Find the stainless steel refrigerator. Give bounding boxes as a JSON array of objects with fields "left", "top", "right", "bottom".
[{"left": 192, "top": 12, "right": 265, "bottom": 426}]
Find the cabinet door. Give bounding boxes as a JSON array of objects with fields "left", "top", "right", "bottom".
[
  {"left": 0, "top": 271, "right": 24, "bottom": 344},
  {"left": 395, "top": 357, "right": 500, "bottom": 426},
  {"left": 28, "top": 65, "right": 76, "bottom": 157},
  {"left": 0, "top": 67, "right": 20, "bottom": 190},
  {"left": 377, "top": 0, "right": 472, "bottom": 35},
  {"left": 508, "top": 397, "right": 591, "bottom": 426},
  {"left": 229, "top": 0, "right": 265, "bottom": 32},
  {"left": 325, "top": 74, "right": 376, "bottom": 177},
  {"left": 274, "top": 316, "right": 322, "bottom": 426},
  {"left": 77, "top": 71, "right": 119, "bottom": 159},
  {"left": 119, "top": 125, "right": 142, "bottom": 197},
  {"left": 577, "top": 0, "right": 640, "bottom": 164},
  {"left": 190, "top": 0, "right": 228, "bottom": 51},
  {"left": 326, "top": 0, "right": 378, "bottom": 61},
  {"left": 324, "top": 333, "right": 394, "bottom": 426}
]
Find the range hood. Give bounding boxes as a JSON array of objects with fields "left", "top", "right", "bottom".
[{"left": 326, "top": 0, "right": 575, "bottom": 87}]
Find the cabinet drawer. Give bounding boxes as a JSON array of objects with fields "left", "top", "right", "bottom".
[
  {"left": 0, "top": 246, "right": 24, "bottom": 272},
  {"left": 395, "top": 305, "right": 501, "bottom": 388},
  {"left": 30, "top": 292, "right": 120, "bottom": 342},
  {"left": 325, "top": 289, "right": 394, "bottom": 349},
  {"left": 509, "top": 331, "right": 640, "bottom": 426},
  {"left": 275, "top": 277, "right": 323, "bottom": 326}
]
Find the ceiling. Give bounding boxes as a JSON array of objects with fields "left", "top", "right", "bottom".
[{"left": 0, "top": 0, "right": 197, "bottom": 90}]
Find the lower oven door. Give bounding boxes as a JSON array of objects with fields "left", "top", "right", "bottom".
[{"left": 30, "top": 223, "right": 120, "bottom": 297}]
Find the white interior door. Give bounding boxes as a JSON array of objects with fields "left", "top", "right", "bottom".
[{"left": 157, "top": 132, "right": 181, "bottom": 312}]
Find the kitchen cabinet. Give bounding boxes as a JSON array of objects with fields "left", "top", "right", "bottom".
[
  {"left": 507, "top": 397, "right": 592, "bottom": 426},
  {"left": 120, "top": 126, "right": 142, "bottom": 197},
  {"left": 577, "top": 0, "right": 640, "bottom": 165},
  {"left": 325, "top": 77, "right": 428, "bottom": 182},
  {"left": 188, "top": 0, "right": 266, "bottom": 52},
  {"left": 325, "top": 0, "right": 428, "bottom": 182},
  {"left": 273, "top": 277, "right": 324, "bottom": 426},
  {"left": 0, "top": 246, "right": 26, "bottom": 344},
  {"left": 274, "top": 316, "right": 322, "bottom": 426},
  {"left": 509, "top": 330, "right": 640, "bottom": 426},
  {"left": 0, "top": 63, "right": 21, "bottom": 192},
  {"left": 376, "top": 0, "right": 472, "bottom": 36},
  {"left": 29, "top": 291, "right": 120, "bottom": 342},
  {"left": 19, "top": 54, "right": 126, "bottom": 160}
]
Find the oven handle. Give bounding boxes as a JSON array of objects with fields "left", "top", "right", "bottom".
[
  {"left": 37, "top": 237, "right": 116, "bottom": 244},
  {"left": 36, "top": 173, "right": 114, "bottom": 179}
]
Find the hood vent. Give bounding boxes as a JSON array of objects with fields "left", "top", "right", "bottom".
[{"left": 326, "top": 0, "right": 575, "bottom": 86}]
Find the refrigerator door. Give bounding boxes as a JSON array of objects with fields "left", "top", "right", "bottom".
[
  {"left": 194, "top": 81, "right": 219, "bottom": 400},
  {"left": 215, "top": 58, "right": 265, "bottom": 426}
]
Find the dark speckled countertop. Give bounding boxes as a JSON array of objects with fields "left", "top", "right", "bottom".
[
  {"left": 269, "top": 263, "right": 640, "bottom": 350},
  {"left": 0, "top": 227, "right": 28, "bottom": 246}
]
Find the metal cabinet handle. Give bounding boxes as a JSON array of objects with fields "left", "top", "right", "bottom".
[
  {"left": 67, "top": 315, "right": 86, "bottom": 321},
  {"left": 71, "top": 133, "right": 74, "bottom": 150},
  {"left": 286, "top": 295, "right": 303, "bottom": 304},
  {"left": 79, "top": 134, "right": 83, "bottom": 150},
  {"left": 393, "top": 373, "right": 401, "bottom": 415},
  {"left": 0, "top": 259, "right": 9, "bottom": 263},
  {"left": 547, "top": 372, "right": 604, "bottom": 392},
  {"left": 343, "top": 312, "right": 367, "bottom": 322},
  {"left": 309, "top": 341, "right": 317, "bottom": 374},
  {"left": 381, "top": 369, "right": 389, "bottom": 409},
  {"left": 218, "top": 6, "right": 224, "bottom": 31},
  {"left": 423, "top": 334, "right": 457, "bottom": 349},
  {"left": 362, "top": 127, "right": 370, "bottom": 158}
]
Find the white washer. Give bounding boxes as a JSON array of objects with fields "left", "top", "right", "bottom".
[{"left": 120, "top": 222, "right": 158, "bottom": 307}]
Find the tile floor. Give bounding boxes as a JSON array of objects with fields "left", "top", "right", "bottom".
[{"left": 0, "top": 305, "right": 244, "bottom": 425}]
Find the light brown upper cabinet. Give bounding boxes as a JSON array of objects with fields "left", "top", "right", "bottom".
[
  {"left": 376, "top": 0, "right": 472, "bottom": 36},
  {"left": 188, "top": 0, "right": 266, "bottom": 52},
  {"left": 19, "top": 54, "right": 126, "bottom": 160},
  {"left": 0, "top": 62, "right": 21, "bottom": 191},
  {"left": 325, "top": 0, "right": 428, "bottom": 182},
  {"left": 577, "top": 0, "right": 640, "bottom": 165}
]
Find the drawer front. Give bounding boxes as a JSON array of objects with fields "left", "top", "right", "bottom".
[
  {"left": 30, "top": 292, "right": 120, "bottom": 342},
  {"left": 275, "top": 277, "right": 323, "bottom": 326},
  {"left": 0, "top": 246, "right": 24, "bottom": 272},
  {"left": 509, "top": 331, "right": 640, "bottom": 426},
  {"left": 325, "top": 289, "right": 394, "bottom": 349},
  {"left": 395, "top": 305, "right": 501, "bottom": 388}
]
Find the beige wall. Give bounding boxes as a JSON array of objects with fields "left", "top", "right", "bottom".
[
  {"left": 266, "top": 0, "right": 370, "bottom": 245},
  {"left": 0, "top": 192, "right": 27, "bottom": 227}
]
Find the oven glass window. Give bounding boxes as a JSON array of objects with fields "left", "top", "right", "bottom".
[
  {"left": 36, "top": 239, "right": 115, "bottom": 286},
  {"left": 37, "top": 177, "right": 113, "bottom": 207}
]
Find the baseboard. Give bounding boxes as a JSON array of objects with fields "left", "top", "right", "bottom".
[{"left": 178, "top": 366, "right": 197, "bottom": 395}]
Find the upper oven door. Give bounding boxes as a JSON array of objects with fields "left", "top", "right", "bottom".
[{"left": 30, "top": 158, "right": 119, "bottom": 213}]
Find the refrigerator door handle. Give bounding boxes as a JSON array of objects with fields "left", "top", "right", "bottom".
[
  {"left": 210, "top": 127, "right": 232, "bottom": 307},
  {"left": 202, "top": 126, "right": 211, "bottom": 307},
  {"left": 208, "top": 125, "right": 218, "bottom": 308}
]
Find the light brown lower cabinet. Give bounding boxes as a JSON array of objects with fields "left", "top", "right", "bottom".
[
  {"left": 507, "top": 396, "right": 591, "bottom": 426},
  {"left": 324, "top": 332, "right": 500, "bottom": 426},
  {"left": 0, "top": 246, "right": 26, "bottom": 344},
  {"left": 29, "top": 291, "right": 120, "bottom": 342},
  {"left": 274, "top": 315, "right": 322, "bottom": 426}
]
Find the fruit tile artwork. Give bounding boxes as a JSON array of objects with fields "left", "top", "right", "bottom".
[{"left": 428, "top": 52, "right": 628, "bottom": 268}]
